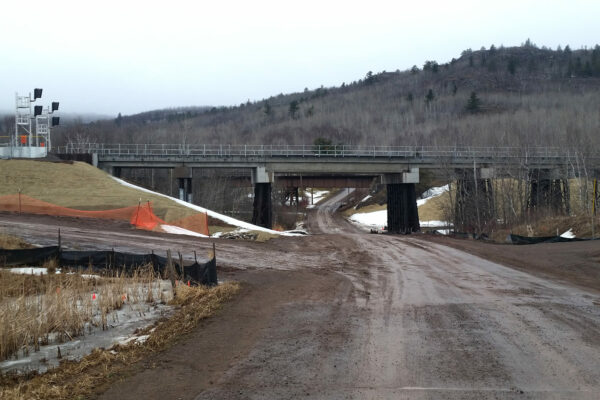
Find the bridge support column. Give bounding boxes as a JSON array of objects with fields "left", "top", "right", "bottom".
[
  {"left": 178, "top": 178, "right": 193, "bottom": 203},
  {"left": 382, "top": 169, "right": 420, "bottom": 234},
  {"left": 252, "top": 167, "right": 274, "bottom": 229},
  {"left": 454, "top": 168, "right": 495, "bottom": 233},
  {"left": 174, "top": 166, "right": 193, "bottom": 203},
  {"left": 528, "top": 170, "right": 569, "bottom": 214}
]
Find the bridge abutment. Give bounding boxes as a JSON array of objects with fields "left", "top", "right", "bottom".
[
  {"left": 382, "top": 169, "right": 420, "bottom": 234},
  {"left": 251, "top": 167, "right": 274, "bottom": 229}
]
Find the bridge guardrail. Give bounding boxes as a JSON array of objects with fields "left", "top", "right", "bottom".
[{"left": 51, "top": 144, "right": 590, "bottom": 161}]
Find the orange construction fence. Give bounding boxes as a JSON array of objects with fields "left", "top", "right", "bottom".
[{"left": 0, "top": 194, "right": 209, "bottom": 236}]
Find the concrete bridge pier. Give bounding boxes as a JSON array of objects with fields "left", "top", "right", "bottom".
[
  {"left": 528, "top": 170, "right": 569, "bottom": 214},
  {"left": 252, "top": 167, "right": 274, "bottom": 229},
  {"left": 177, "top": 178, "right": 193, "bottom": 203},
  {"left": 382, "top": 168, "right": 420, "bottom": 234},
  {"left": 174, "top": 166, "right": 193, "bottom": 203},
  {"left": 454, "top": 168, "right": 495, "bottom": 233}
]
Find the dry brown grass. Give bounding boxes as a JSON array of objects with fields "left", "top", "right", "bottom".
[
  {"left": 0, "top": 266, "right": 162, "bottom": 362},
  {"left": 0, "top": 233, "right": 33, "bottom": 250},
  {"left": 0, "top": 281, "right": 240, "bottom": 400},
  {"left": 418, "top": 192, "right": 450, "bottom": 222},
  {"left": 251, "top": 231, "right": 281, "bottom": 242},
  {"left": 208, "top": 225, "right": 236, "bottom": 236}
]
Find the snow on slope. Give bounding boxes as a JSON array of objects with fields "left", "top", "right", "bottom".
[
  {"left": 160, "top": 225, "right": 208, "bottom": 237},
  {"left": 350, "top": 209, "right": 387, "bottom": 228},
  {"left": 111, "top": 177, "right": 300, "bottom": 237},
  {"left": 306, "top": 189, "right": 330, "bottom": 209},
  {"left": 417, "top": 184, "right": 448, "bottom": 206}
]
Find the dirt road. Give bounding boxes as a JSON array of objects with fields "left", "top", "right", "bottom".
[{"left": 1, "top": 196, "right": 600, "bottom": 399}]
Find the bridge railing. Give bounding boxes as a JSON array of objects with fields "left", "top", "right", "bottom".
[{"left": 53, "top": 143, "right": 580, "bottom": 160}]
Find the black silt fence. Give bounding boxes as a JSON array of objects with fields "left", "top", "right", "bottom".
[
  {"left": 0, "top": 247, "right": 217, "bottom": 286},
  {"left": 509, "top": 234, "right": 598, "bottom": 245}
]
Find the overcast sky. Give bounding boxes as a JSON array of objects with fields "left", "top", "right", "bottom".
[{"left": 1, "top": 0, "right": 599, "bottom": 116}]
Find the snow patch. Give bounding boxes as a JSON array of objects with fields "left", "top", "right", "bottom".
[
  {"left": 349, "top": 210, "right": 387, "bottom": 228},
  {"left": 306, "top": 189, "right": 330, "bottom": 209},
  {"left": 420, "top": 220, "right": 451, "bottom": 228},
  {"left": 349, "top": 210, "right": 451, "bottom": 230},
  {"left": 560, "top": 228, "right": 576, "bottom": 238},
  {"left": 160, "top": 224, "right": 208, "bottom": 237},
  {"left": 417, "top": 184, "right": 448, "bottom": 207},
  {"left": 9, "top": 267, "right": 60, "bottom": 275}
]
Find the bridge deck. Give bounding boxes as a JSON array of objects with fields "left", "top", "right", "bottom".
[{"left": 48, "top": 144, "right": 599, "bottom": 173}]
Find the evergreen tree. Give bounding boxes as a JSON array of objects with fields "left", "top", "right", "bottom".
[
  {"left": 305, "top": 105, "right": 315, "bottom": 117},
  {"left": 508, "top": 58, "right": 517, "bottom": 75},
  {"left": 465, "top": 92, "right": 481, "bottom": 113},
  {"left": 263, "top": 102, "right": 273, "bottom": 117},
  {"left": 425, "top": 89, "right": 435, "bottom": 105},
  {"left": 289, "top": 100, "right": 299, "bottom": 119}
]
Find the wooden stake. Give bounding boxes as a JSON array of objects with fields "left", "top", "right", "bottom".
[
  {"left": 178, "top": 251, "right": 184, "bottom": 280},
  {"left": 134, "top": 200, "right": 141, "bottom": 226}
]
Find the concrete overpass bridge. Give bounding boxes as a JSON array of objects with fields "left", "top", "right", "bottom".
[{"left": 54, "top": 144, "right": 599, "bottom": 233}]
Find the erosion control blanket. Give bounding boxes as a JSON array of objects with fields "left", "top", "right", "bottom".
[
  {"left": 0, "top": 247, "right": 217, "bottom": 286},
  {"left": 509, "top": 234, "right": 598, "bottom": 245}
]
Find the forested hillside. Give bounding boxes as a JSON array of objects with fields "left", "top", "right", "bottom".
[{"left": 52, "top": 42, "right": 600, "bottom": 150}]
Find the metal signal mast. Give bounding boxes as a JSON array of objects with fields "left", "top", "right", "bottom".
[{"left": 12, "top": 88, "right": 59, "bottom": 157}]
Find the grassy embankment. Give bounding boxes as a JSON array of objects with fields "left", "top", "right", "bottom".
[{"left": 0, "top": 159, "right": 234, "bottom": 233}]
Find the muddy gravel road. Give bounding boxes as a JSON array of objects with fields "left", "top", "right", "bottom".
[{"left": 1, "top": 195, "right": 600, "bottom": 399}]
